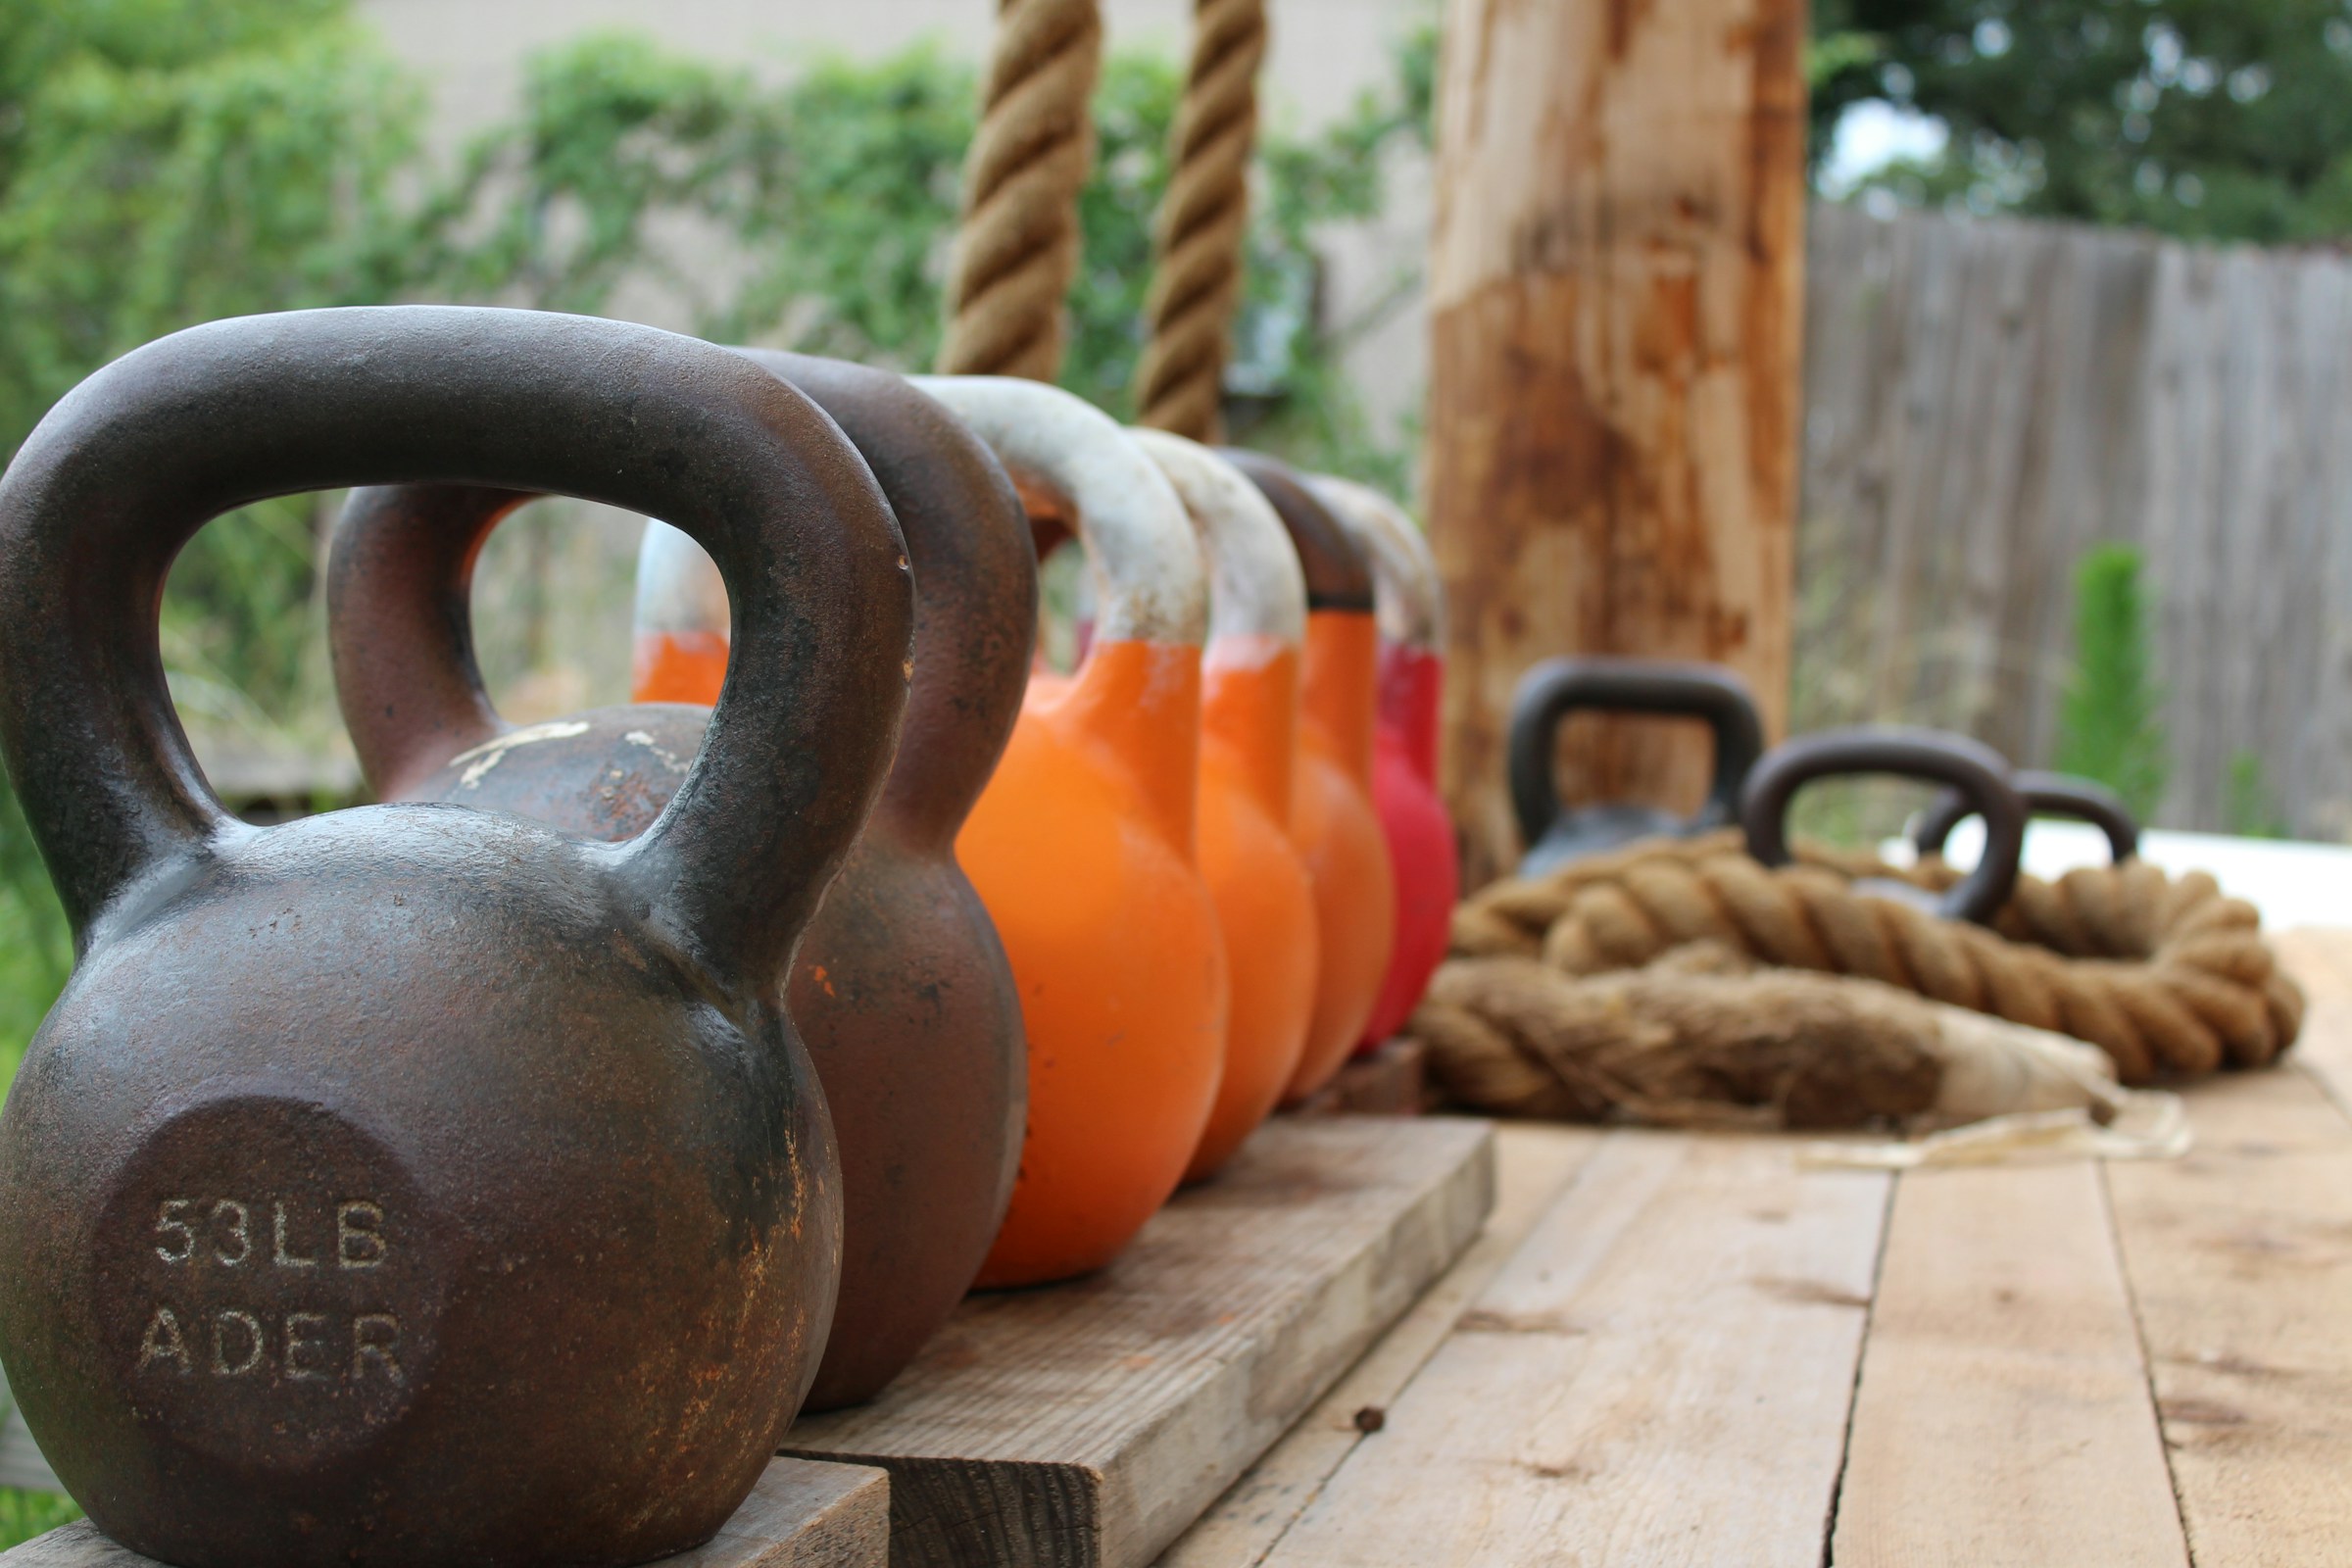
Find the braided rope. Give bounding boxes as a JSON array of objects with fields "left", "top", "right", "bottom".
[
  {"left": 1132, "top": 0, "right": 1267, "bottom": 439},
  {"left": 936, "top": 0, "right": 1105, "bottom": 379},
  {"left": 1442, "top": 831, "right": 2302, "bottom": 1084}
]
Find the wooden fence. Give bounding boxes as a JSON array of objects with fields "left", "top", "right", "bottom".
[{"left": 1798, "top": 201, "right": 2352, "bottom": 839}]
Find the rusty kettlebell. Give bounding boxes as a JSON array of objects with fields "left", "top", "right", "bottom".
[
  {"left": 1742, "top": 726, "right": 2030, "bottom": 924},
  {"left": 1219, "top": 451, "right": 1396, "bottom": 1103},
  {"left": 1128, "top": 430, "right": 1319, "bottom": 1182},
  {"left": 1915, "top": 769, "right": 2140, "bottom": 865},
  {"left": 914, "top": 376, "right": 1227, "bottom": 1287},
  {"left": 1303, "top": 475, "right": 1459, "bottom": 1050},
  {"left": 335, "top": 350, "right": 1033, "bottom": 1412},
  {"left": 1506, "top": 657, "right": 1767, "bottom": 877},
  {"left": 0, "top": 308, "right": 912, "bottom": 1567}
]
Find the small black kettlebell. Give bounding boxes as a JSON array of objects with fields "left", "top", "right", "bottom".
[
  {"left": 0, "top": 307, "right": 912, "bottom": 1568},
  {"left": 1506, "top": 657, "right": 1766, "bottom": 875},
  {"left": 1741, "top": 727, "right": 2029, "bottom": 925},
  {"left": 1915, "top": 769, "right": 2140, "bottom": 865}
]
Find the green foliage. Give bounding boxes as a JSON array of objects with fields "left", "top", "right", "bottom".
[
  {"left": 1812, "top": 0, "right": 2352, "bottom": 243},
  {"left": 2055, "top": 544, "right": 2170, "bottom": 820},
  {"left": 2226, "top": 749, "right": 2290, "bottom": 839},
  {"left": 0, "top": 1487, "right": 79, "bottom": 1551}
]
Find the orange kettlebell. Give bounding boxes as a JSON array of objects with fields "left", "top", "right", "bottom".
[
  {"left": 1129, "top": 430, "right": 1318, "bottom": 1181},
  {"left": 1306, "top": 475, "right": 1459, "bottom": 1049},
  {"left": 1220, "top": 452, "right": 1395, "bottom": 1102},
  {"left": 915, "top": 377, "right": 1228, "bottom": 1285}
]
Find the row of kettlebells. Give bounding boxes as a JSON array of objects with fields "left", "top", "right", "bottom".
[
  {"left": 0, "top": 308, "right": 1454, "bottom": 1568},
  {"left": 1507, "top": 655, "right": 2142, "bottom": 915}
]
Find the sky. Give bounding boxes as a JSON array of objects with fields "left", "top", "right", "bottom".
[{"left": 1821, "top": 100, "right": 1951, "bottom": 197}]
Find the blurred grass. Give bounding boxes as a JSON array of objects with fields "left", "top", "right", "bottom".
[{"left": 0, "top": 1487, "right": 79, "bottom": 1548}]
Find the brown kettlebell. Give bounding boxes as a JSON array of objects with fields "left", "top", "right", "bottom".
[
  {"left": 0, "top": 308, "right": 911, "bottom": 1567},
  {"left": 328, "top": 350, "right": 1034, "bottom": 1411}
]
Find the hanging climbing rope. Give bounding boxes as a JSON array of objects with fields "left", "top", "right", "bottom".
[
  {"left": 937, "top": 0, "right": 1105, "bottom": 379},
  {"left": 1133, "top": 0, "right": 1268, "bottom": 439}
]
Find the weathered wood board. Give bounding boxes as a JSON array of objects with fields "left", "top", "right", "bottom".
[
  {"left": 0, "top": 1457, "right": 891, "bottom": 1568},
  {"left": 1253, "top": 1129, "right": 1886, "bottom": 1567},
  {"left": 2105, "top": 944, "right": 2352, "bottom": 1568},
  {"left": 1830, "top": 1161, "right": 2186, "bottom": 1567},
  {"left": 1288, "top": 1036, "right": 1427, "bottom": 1118},
  {"left": 1157, "top": 1124, "right": 1599, "bottom": 1567},
  {"left": 782, "top": 1116, "right": 1496, "bottom": 1568}
]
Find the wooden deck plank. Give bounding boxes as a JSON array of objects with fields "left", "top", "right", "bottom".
[
  {"left": 1156, "top": 1124, "right": 1602, "bottom": 1567},
  {"left": 2268, "top": 927, "right": 2352, "bottom": 1116},
  {"left": 2106, "top": 941, "right": 2352, "bottom": 1568},
  {"left": 783, "top": 1116, "right": 1495, "bottom": 1568},
  {"left": 1252, "top": 1130, "right": 1888, "bottom": 1568},
  {"left": 1829, "top": 1161, "right": 2187, "bottom": 1567}
]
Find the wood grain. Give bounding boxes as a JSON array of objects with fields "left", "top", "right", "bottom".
[
  {"left": 0, "top": 1459, "right": 891, "bottom": 1568},
  {"left": 1829, "top": 1162, "right": 2186, "bottom": 1567},
  {"left": 783, "top": 1117, "right": 1495, "bottom": 1568},
  {"left": 2105, "top": 946, "right": 2352, "bottom": 1568},
  {"left": 1426, "top": 0, "right": 1809, "bottom": 884},
  {"left": 1252, "top": 1129, "right": 1886, "bottom": 1566},
  {"left": 1157, "top": 1124, "right": 1600, "bottom": 1566}
]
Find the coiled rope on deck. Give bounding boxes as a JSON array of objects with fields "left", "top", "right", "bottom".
[
  {"left": 936, "top": 0, "right": 1105, "bottom": 379},
  {"left": 1133, "top": 0, "right": 1267, "bottom": 439},
  {"left": 1429, "top": 831, "right": 2302, "bottom": 1098}
]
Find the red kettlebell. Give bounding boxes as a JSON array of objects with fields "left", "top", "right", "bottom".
[
  {"left": 0, "top": 307, "right": 909, "bottom": 1568},
  {"left": 331, "top": 351, "right": 1032, "bottom": 1411},
  {"left": 1306, "top": 475, "right": 1458, "bottom": 1049}
]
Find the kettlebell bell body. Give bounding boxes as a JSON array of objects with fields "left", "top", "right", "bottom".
[
  {"left": 916, "top": 379, "right": 1226, "bottom": 1285},
  {"left": 338, "top": 351, "right": 1033, "bottom": 1412},
  {"left": 1220, "top": 452, "right": 1396, "bottom": 1103},
  {"left": 1305, "top": 475, "right": 1458, "bottom": 1050},
  {"left": 0, "top": 308, "right": 911, "bottom": 1568},
  {"left": 1130, "top": 430, "right": 1319, "bottom": 1182},
  {"left": 1507, "top": 657, "right": 1767, "bottom": 876}
]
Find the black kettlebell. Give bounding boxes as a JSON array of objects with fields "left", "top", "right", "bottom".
[
  {"left": 1507, "top": 657, "right": 1766, "bottom": 875},
  {"left": 0, "top": 308, "right": 913, "bottom": 1568},
  {"left": 1915, "top": 769, "right": 2140, "bottom": 865},
  {"left": 1741, "top": 727, "right": 2030, "bottom": 925},
  {"left": 329, "top": 349, "right": 1034, "bottom": 1414}
]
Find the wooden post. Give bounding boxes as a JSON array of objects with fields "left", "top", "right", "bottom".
[{"left": 1425, "top": 0, "right": 1809, "bottom": 886}]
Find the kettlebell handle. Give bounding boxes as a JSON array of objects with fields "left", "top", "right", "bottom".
[
  {"left": 1216, "top": 450, "right": 1375, "bottom": 614},
  {"left": 0, "top": 307, "right": 911, "bottom": 983},
  {"left": 337, "top": 351, "right": 1035, "bottom": 847},
  {"left": 1304, "top": 475, "right": 1442, "bottom": 652},
  {"left": 1740, "top": 727, "right": 2027, "bottom": 925},
  {"left": 1506, "top": 659, "right": 1766, "bottom": 852},
  {"left": 1914, "top": 769, "right": 2139, "bottom": 865}
]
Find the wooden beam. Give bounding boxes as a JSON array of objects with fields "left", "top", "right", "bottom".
[
  {"left": 1425, "top": 0, "right": 1808, "bottom": 884},
  {"left": 1830, "top": 1162, "right": 2187, "bottom": 1567},
  {"left": 783, "top": 1117, "right": 1494, "bottom": 1568},
  {"left": 1158, "top": 1124, "right": 1600, "bottom": 1565},
  {"left": 1252, "top": 1130, "right": 1885, "bottom": 1566}
]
